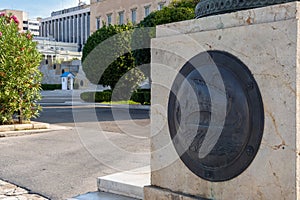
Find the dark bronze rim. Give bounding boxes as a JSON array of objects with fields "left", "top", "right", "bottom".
[
  {"left": 195, "top": 0, "right": 297, "bottom": 18},
  {"left": 168, "top": 50, "right": 264, "bottom": 182}
]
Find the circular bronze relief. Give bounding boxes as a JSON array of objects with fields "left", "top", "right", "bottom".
[{"left": 168, "top": 51, "right": 264, "bottom": 182}]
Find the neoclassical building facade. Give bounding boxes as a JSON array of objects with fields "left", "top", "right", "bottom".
[
  {"left": 90, "top": 0, "right": 170, "bottom": 34},
  {"left": 40, "top": 4, "right": 90, "bottom": 51}
]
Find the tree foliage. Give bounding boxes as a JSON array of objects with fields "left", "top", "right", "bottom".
[
  {"left": 0, "top": 13, "right": 42, "bottom": 124},
  {"left": 169, "top": 0, "right": 199, "bottom": 9},
  {"left": 133, "top": 4, "right": 195, "bottom": 66},
  {"left": 139, "top": 6, "right": 195, "bottom": 27},
  {"left": 82, "top": 24, "right": 145, "bottom": 98},
  {"left": 82, "top": 0, "right": 197, "bottom": 95}
]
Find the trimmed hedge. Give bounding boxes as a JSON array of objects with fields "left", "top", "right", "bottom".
[
  {"left": 80, "top": 89, "right": 150, "bottom": 104},
  {"left": 80, "top": 90, "right": 112, "bottom": 102},
  {"left": 130, "top": 91, "right": 150, "bottom": 105},
  {"left": 41, "top": 84, "right": 62, "bottom": 90}
]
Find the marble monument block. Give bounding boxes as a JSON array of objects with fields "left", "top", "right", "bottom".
[{"left": 146, "top": 2, "right": 300, "bottom": 200}]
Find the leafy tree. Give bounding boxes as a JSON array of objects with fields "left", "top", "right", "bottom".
[
  {"left": 133, "top": 5, "right": 195, "bottom": 66},
  {"left": 82, "top": 24, "right": 145, "bottom": 99},
  {"left": 139, "top": 6, "right": 194, "bottom": 27},
  {"left": 82, "top": 0, "right": 197, "bottom": 99},
  {"left": 0, "top": 13, "right": 42, "bottom": 124},
  {"left": 169, "top": 0, "right": 199, "bottom": 9}
]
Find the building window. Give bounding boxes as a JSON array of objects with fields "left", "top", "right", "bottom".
[
  {"left": 158, "top": 3, "right": 165, "bottom": 10},
  {"left": 145, "top": 6, "right": 151, "bottom": 17},
  {"left": 96, "top": 17, "right": 101, "bottom": 29},
  {"left": 107, "top": 14, "right": 112, "bottom": 25},
  {"left": 131, "top": 9, "right": 137, "bottom": 23},
  {"left": 118, "top": 11, "right": 124, "bottom": 25}
]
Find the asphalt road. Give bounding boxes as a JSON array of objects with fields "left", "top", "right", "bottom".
[{"left": 0, "top": 94, "right": 151, "bottom": 199}]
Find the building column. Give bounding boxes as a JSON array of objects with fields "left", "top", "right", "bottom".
[
  {"left": 44, "top": 22, "right": 46, "bottom": 37},
  {"left": 81, "top": 14, "right": 84, "bottom": 48},
  {"left": 84, "top": 13, "right": 88, "bottom": 44},
  {"left": 49, "top": 20, "right": 52, "bottom": 37},
  {"left": 63, "top": 18, "right": 65, "bottom": 42},
  {"left": 68, "top": 17, "right": 71, "bottom": 43},
  {"left": 46, "top": 21, "right": 50, "bottom": 37},
  {"left": 81, "top": 14, "right": 84, "bottom": 45},
  {"left": 74, "top": 16, "right": 77, "bottom": 44},
  {"left": 65, "top": 17, "right": 68, "bottom": 42},
  {"left": 52, "top": 20, "right": 55, "bottom": 38},
  {"left": 45, "top": 21, "right": 48, "bottom": 37},
  {"left": 61, "top": 19, "right": 64, "bottom": 42},
  {"left": 43, "top": 22, "right": 46, "bottom": 37},
  {"left": 77, "top": 14, "right": 80, "bottom": 46},
  {"left": 40, "top": 22, "right": 44, "bottom": 37},
  {"left": 56, "top": 19, "right": 59, "bottom": 41},
  {"left": 65, "top": 18, "right": 68, "bottom": 42},
  {"left": 61, "top": 18, "right": 64, "bottom": 42},
  {"left": 53, "top": 20, "right": 56, "bottom": 39},
  {"left": 72, "top": 16, "right": 75, "bottom": 43},
  {"left": 57, "top": 19, "right": 60, "bottom": 42},
  {"left": 66, "top": 17, "right": 69, "bottom": 42}
]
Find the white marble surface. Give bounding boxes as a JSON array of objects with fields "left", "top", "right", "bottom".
[
  {"left": 148, "top": 2, "right": 300, "bottom": 200},
  {"left": 156, "top": 1, "right": 300, "bottom": 38},
  {"left": 98, "top": 166, "right": 150, "bottom": 199}
]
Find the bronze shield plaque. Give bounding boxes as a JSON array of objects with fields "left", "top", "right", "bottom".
[{"left": 168, "top": 51, "right": 264, "bottom": 182}]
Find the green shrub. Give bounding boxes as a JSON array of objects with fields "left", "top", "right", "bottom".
[
  {"left": 41, "top": 84, "right": 62, "bottom": 90},
  {"left": 143, "top": 91, "right": 151, "bottom": 104},
  {"left": 131, "top": 92, "right": 145, "bottom": 104},
  {"left": 0, "top": 13, "right": 42, "bottom": 124},
  {"left": 130, "top": 90, "right": 151, "bottom": 105},
  {"left": 95, "top": 91, "right": 112, "bottom": 102},
  {"left": 80, "top": 91, "right": 112, "bottom": 102},
  {"left": 80, "top": 90, "right": 151, "bottom": 104},
  {"left": 80, "top": 92, "right": 94, "bottom": 102}
]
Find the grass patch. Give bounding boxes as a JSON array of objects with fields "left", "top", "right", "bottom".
[{"left": 100, "top": 100, "right": 141, "bottom": 105}]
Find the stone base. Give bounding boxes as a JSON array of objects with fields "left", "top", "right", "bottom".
[
  {"left": 148, "top": 2, "right": 300, "bottom": 200},
  {"left": 97, "top": 166, "right": 150, "bottom": 199},
  {"left": 144, "top": 186, "right": 209, "bottom": 200}
]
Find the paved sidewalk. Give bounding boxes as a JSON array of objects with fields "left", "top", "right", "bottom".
[{"left": 0, "top": 179, "right": 47, "bottom": 200}]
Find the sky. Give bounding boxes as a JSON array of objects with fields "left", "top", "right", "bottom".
[{"left": 0, "top": 0, "right": 90, "bottom": 19}]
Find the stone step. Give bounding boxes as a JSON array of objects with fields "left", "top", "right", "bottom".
[
  {"left": 97, "top": 166, "right": 150, "bottom": 199},
  {"left": 70, "top": 191, "right": 138, "bottom": 200}
]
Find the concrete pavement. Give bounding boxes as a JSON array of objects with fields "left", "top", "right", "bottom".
[
  {"left": 0, "top": 90, "right": 151, "bottom": 199},
  {"left": 0, "top": 127, "right": 150, "bottom": 199}
]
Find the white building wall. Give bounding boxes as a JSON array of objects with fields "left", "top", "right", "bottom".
[
  {"left": 28, "top": 19, "right": 40, "bottom": 36},
  {"left": 40, "top": 5, "right": 90, "bottom": 52}
]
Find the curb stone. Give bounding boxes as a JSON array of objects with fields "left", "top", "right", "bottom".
[
  {"left": 0, "top": 124, "right": 72, "bottom": 138},
  {"left": 0, "top": 122, "right": 49, "bottom": 133}
]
